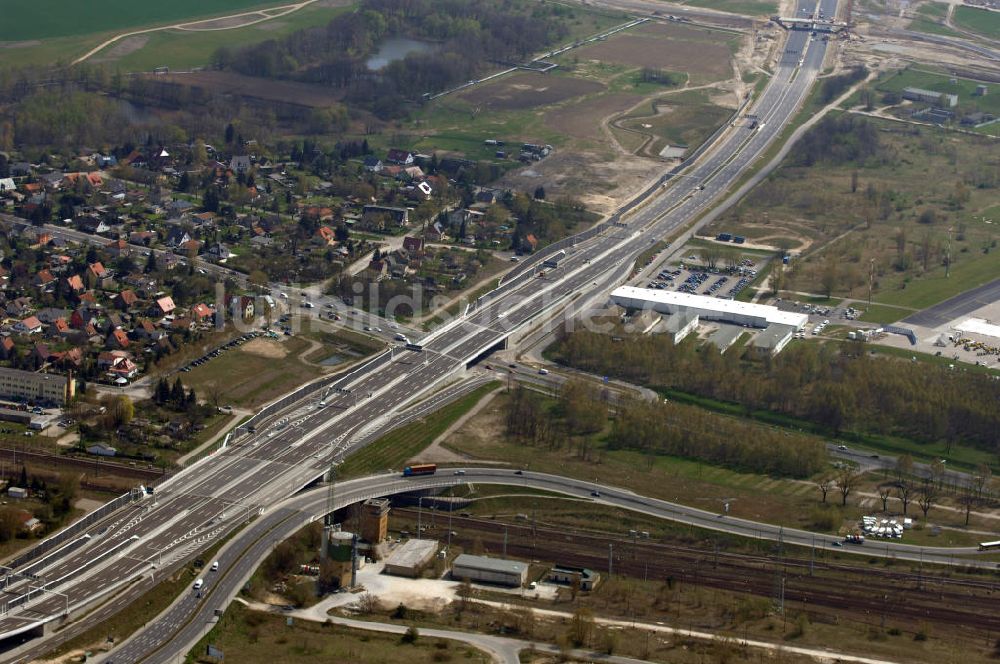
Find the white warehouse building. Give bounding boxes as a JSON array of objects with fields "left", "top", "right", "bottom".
[{"left": 611, "top": 287, "right": 808, "bottom": 331}]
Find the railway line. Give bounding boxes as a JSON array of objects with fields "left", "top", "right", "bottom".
[{"left": 395, "top": 510, "right": 1000, "bottom": 636}]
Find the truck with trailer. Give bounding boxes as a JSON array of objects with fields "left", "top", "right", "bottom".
[
  {"left": 403, "top": 463, "right": 437, "bottom": 477},
  {"left": 542, "top": 250, "right": 566, "bottom": 269}
]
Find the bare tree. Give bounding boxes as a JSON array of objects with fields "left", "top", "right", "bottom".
[
  {"left": 958, "top": 482, "right": 978, "bottom": 527},
  {"left": 917, "top": 482, "right": 938, "bottom": 519},
  {"left": 929, "top": 458, "right": 946, "bottom": 490},
  {"left": 816, "top": 477, "right": 833, "bottom": 504},
  {"left": 877, "top": 484, "right": 893, "bottom": 512},
  {"left": 896, "top": 480, "right": 915, "bottom": 516},
  {"left": 974, "top": 463, "right": 993, "bottom": 500},
  {"left": 837, "top": 466, "right": 861, "bottom": 507}
]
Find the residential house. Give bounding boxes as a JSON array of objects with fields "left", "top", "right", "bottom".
[
  {"left": 107, "top": 328, "right": 130, "bottom": 350},
  {"left": 129, "top": 230, "right": 156, "bottom": 246},
  {"left": 385, "top": 149, "right": 415, "bottom": 166},
  {"left": 225, "top": 295, "right": 255, "bottom": 321},
  {"left": 363, "top": 259, "right": 389, "bottom": 282},
  {"left": 315, "top": 226, "right": 336, "bottom": 246},
  {"left": 106, "top": 238, "right": 130, "bottom": 258},
  {"left": 0, "top": 337, "right": 14, "bottom": 359},
  {"left": 166, "top": 199, "right": 194, "bottom": 218},
  {"left": 50, "top": 318, "right": 70, "bottom": 337},
  {"left": 230, "top": 155, "right": 252, "bottom": 174},
  {"left": 178, "top": 239, "right": 202, "bottom": 256},
  {"left": 425, "top": 221, "right": 447, "bottom": 242},
  {"left": 76, "top": 216, "right": 111, "bottom": 235},
  {"left": 363, "top": 155, "right": 384, "bottom": 173},
  {"left": 66, "top": 275, "right": 85, "bottom": 293},
  {"left": 190, "top": 303, "right": 213, "bottom": 323},
  {"left": 165, "top": 227, "right": 192, "bottom": 248},
  {"left": 402, "top": 236, "right": 425, "bottom": 255},
  {"left": 154, "top": 296, "right": 176, "bottom": 316},
  {"left": 33, "top": 270, "right": 55, "bottom": 290},
  {"left": 32, "top": 342, "right": 51, "bottom": 365},
  {"left": 362, "top": 205, "right": 409, "bottom": 227},
  {"left": 15, "top": 316, "right": 42, "bottom": 335},
  {"left": 114, "top": 289, "right": 140, "bottom": 311},
  {"left": 206, "top": 243, "right": 231, "bottom": 261},
  {"left": 87, "top": 262, "right": 109, "bottom": 284}
]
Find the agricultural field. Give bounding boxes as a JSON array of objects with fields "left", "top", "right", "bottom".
[
  {"left": 704, "top": 113, "right": 1000, "bottom": 312},
  {"left": 953, "top": 5, "right": 1000, "bottom": 39},
  {"left": 0, "top": 0, "right": 354, "bottom": 70}
]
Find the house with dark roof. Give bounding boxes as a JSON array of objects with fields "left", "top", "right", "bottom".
[{"left": 385, "top": 149, "right": 415, "bottom": 166}]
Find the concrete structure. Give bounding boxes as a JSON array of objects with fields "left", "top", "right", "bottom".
[
  {"left": 955, "top": 317, "right": 1000, "bottom": 342},
  {"left": 326, "top": 530, "right": 356, "bottom": 588},
  {"left": 0, "top": 368, "right": 74, "bottom": 405},
  {"left": 902, "top": 87, "right": 958, "bottom": 107},
  {"left": 451, "top": 554, "right": 528, "bottom": 587},
  {"left": 751, "top": 323, "right": 797, "bottom": 356},
  {"left": 383, "top": 538, "right": 438, "bottom": 577},
  {"left": 662, "top": 313, "right": 699, "bottom": 344},
  {"left": 360, "top": 498, "right": 390, "bottom": 545},
  {"left": 547, "top": 565, "right": 600, "bottom": 591},
  {"left": 611, "top": 287, "right": 807, "bottom": 330}
]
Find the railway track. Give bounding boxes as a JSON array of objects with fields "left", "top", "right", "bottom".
[{"left": 394, "top": 509, "right": 1000, "bottom": 634}]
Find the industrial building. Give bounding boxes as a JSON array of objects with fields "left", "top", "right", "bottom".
[
  {"left": 361, "top": 498, "right": 390, "bottom": 545},
  {"left": 662, "top": 312, "right": 698, "bottom": 344},
  {"left": 383, "top": 539, "right": 438, "bottom": 577},
  {"left": 902, "top": 87, "right": 958, "bottom": 107},
  {"left": 752, "top": 323, "right": 797, "bottom": 356},
  {"left": 611, "top": 287, "right": 807, "bottom": 330},
  {"left": 0, "top": 368, "right": 75, "bottom": 405},
  {"left": 451, "top": 554, "right": 528, "bottom": 587},
  {"left": 707, "top": 325, "right": 744, "bottom": 352},
  {"left": 547, "top": 565, "right": 600, "bottom": 591}
]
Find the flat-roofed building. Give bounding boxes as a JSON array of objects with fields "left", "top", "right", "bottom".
[
  {"left": 662, "top": 313, "right": 698, "bottom": 344},
  {"left": 451, "top": 554, "right": 528, "bottom": 587},
  {"left": 0, "top": 368, "right": 74, "bottom": 405},
  {"left": 707, "top": 325, "right": 744, "bottom": 352},
  {"left": 611, "top": 287, "right": 807, "bottom": 331},
  {"left": 902, "top": 87, "right": 958, "bottom": 107},
  {"left": 384, "top": 539, "right": 438, "bottom": 577},
  {"left": 547, "top": 565, "right": 601, "bottom": 591}
]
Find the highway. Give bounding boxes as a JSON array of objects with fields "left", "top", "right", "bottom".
[
  {"left": 102, "top": 467, "right": 987, "bottom": 664},
  {"left": 0, "top": 2, "right": 855, "bottom": 658}
]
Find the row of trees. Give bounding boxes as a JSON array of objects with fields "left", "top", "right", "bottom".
[
  {"left": 505, "top": 379, "right": 826, "bottom": 478},
  {"left": 554, "top": 329, "right": 1000, "bottom": 453}
]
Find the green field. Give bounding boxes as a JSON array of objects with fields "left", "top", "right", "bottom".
[
  {"left": 953, "top": 5, "right": 1000, "bottom": 39},
  {"left": 0, "top": 0, "right": 286, "bottom": 41},
  {"left": 109, "top": 3, "right": 354, "bottom": 71},
  {"left": 876, "top": 68, "right": 1000, "bottom": 115},
  {"left": 682, "top": 0, "right": 778, "bottom": 16}
]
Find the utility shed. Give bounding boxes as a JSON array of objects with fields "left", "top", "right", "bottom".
[
  {"left": 451, "top": 554, "right": 527, "bottom": 587},
  {"left": 384, "top": 539, "right": 438, "bottom": 577}
]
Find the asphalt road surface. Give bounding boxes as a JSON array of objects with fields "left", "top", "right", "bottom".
[
  {"left": 0, "top": 3, "right": 861, "bottom": 658},
  {"left": 903, "top": 277, "right": 1000, "bottom": 328}
]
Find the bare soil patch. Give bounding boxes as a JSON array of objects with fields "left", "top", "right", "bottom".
[
  {"left": 0, "top": 40, "right": 41, "bottom": 49},
  {"left": 242, "top": 337, "right": 289, "bottom": 359},
  {"left": 92, "top": 35, "right": 150, "bottom": 62},
  {"left": 155, "top": 71, "right": 344, "bottom": 108},
  {"left": 573, "top": 34, "right": 732, "bottom": 81},
  {"left": 544, "top": 92, "right": 642, "bottom": 140},
  {"left": 179, "top": 13, "right": 265, "bottom": 30},
  {"left": 459, "top": 71, "right": 603, "bottom": 111}
]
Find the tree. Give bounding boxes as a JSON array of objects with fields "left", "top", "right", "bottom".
[
  {"left": 534, "top": 186, "right": 546, "bottom": 200},
  {"left": 895, "top": 454, "right": 914, "bottom": 483},
  {"left": 816, "top": 477, "right": 833, "bottom": 504},
  {"left": 568, "top": 607, "right": 594, "bottom": 647},
  {"left": 820, "top": 255, "right": 838, "bottom": 299},
  {"left": 851, "top": 170, "right": 859, "bottom": 194},
  {"left": 401, "top": 626, "right": 419, "bottom": 644},
  {"left": 896, "top": 479, "right": 915, "bottom": 516},
  {"left": 144, "top": 250, "right": 158, "bottom": 274},
  {"left": 917, "top": 482, "right": 937, "bottom": 518},
  {"left": 837, "top": 466, "right": 860, "bottom": 506},
  {"left": 877, "top": 484, "right": 893, "bottom": 512}
]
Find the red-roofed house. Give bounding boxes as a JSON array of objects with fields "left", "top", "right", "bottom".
[
  {"left": 107, "top": 328, "right": 130, "bottom": 349},
  {"left": 190, "top": 303, "right": 213, "bottom": 322},
  {"left": 0, "top": 338, "right": 14, "bottom": 359},
  {"left": 114, "top": 289, "right": 139, "bottom": 311},
  {"left": 402, "top": 236, "right": 425, "bottom": 255},
  {"left": 15, "top": 316, "right": 42, "bottom": 334},
  {"left": 154, "top": 296, "right": 176, "bottom": 316},
  {"left": 87, "top": 262, "right": 108, "bottom": 282},
  {"left": 315, "top": 226, "right": 336, "bottom": 246},
  {"left": 66, "top": 275, "right": 85, "bottom": 292},
  {"left": 33, "top": 270, "right": 55, "bottom": 289}
]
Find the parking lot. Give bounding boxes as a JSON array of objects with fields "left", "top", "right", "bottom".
[
  {"left": 178, "top": 331, "right": 263, "bottom": 374},
  {"left": 645, "top": 257, "right": 760, "bottom": 300}
]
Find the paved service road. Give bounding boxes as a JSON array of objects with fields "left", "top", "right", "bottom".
[{"left": 0, "top": 2, "right": 855, "bottom": 659}]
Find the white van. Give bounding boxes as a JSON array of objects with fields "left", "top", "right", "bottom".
[
  {"left": 193, "top": 578, "right": 204, "bottom": 590},
  {"left": 211, "top": 561, "right": 219, "bottom": 572}
]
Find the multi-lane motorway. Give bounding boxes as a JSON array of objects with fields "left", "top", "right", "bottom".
[{"left": 0, "top": 3, "right": 857, "bottom": 659}]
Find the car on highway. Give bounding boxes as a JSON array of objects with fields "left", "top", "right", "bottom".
[
  {"left": 590, "top": 490, "right": 601, "bottom": 497},
  {"left": 453, "top": 470, "right": 465, "bottom": 476},
  {"left": 280, "top": 292, "right": 288, "bottom": 298},
  {"left": 193, "top": 578, "right": 203, "bottom": 590},
  {"left": 538, "top": 368, "right": 549, "bottom": 375},
  {"left": 211, "top": 561, "right": 219, "bottom": 571}
]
